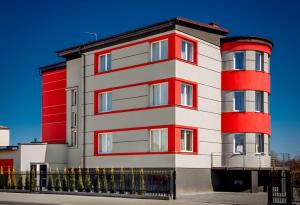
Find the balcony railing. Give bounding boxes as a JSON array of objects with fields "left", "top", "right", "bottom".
[{"left": 211, "top": 152, "right": 290, "bottom": 169}]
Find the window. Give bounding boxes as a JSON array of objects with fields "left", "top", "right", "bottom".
[
  {"left": 99, "top": 53, "right": 112, "bottom": 72},
  {"left": 233, "top": 91, "right": 245, "bottom": 112},
  {"left": 255, "top": 91, "right": 264, "bottom": 112},
  {"left": 234, "top": 134, "right": 245, "bottom": 154},
  {"left": 151, "top": 40, "right": 168, "bottom": 61},
  {"left": 71, "top": 130, "right": 77, "bottom": 146},
  {"left": 181, "top": 40, "right": 194, "bottom": 62},
  {"left": 99, "top": 92, "right": 112, "bottom": 112},
  {"left": 150, "top": 129, "right": 168, "bottom": 152},
  {"left": 71, "top": 112, "right": 77, "bottom": 128},
  {"left": 255, "top": 52, "right": 264, "bottom": 71},
  {"left": 255, "top": 134, "right": 264, "bottom": 153},
  {"left": 71, "top": 89, "right": 77, "bottom": 106},
  {"left": 181, "top": 83, "right": 193, "bottom": 107},
  {"left": 180, "top": 129, "right": 193, "bottom": 152},
  {"left": 234, "top": 52, "right": 245, "bottom": 70},
  {"left": 98, "top": 133, "right": 113, "bottom": 153},
  {"left": 150, "top": 83, "right": 168, "bottom": 106}
]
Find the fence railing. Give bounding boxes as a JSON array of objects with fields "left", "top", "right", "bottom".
[{"left": 0, "top": 168, "right": 176, "bottom": 199}]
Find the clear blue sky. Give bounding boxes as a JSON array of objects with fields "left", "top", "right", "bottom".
[{"left": 0, "top": 0, "right": 299, "bottom": 157}]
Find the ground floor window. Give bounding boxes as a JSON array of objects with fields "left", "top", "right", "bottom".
[
  {"left": 234, "top": 134, "right": 245, "bottom": 154},
  {"left": 180, "top": 129, "right": 193, "bottom": 152},
  {"left": 150, "top": 128, "right": 168, "bottom": 152},
  {"left": 98, "top": 133, "right": 113, "bottom": 153}
]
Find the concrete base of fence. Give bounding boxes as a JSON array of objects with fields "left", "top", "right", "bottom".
[{"left": 0, "top": 190, "right": 171, "bottom": 200}]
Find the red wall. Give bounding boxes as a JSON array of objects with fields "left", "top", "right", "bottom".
[
  {"left": 42, "top": 68, "right": 66, "bottom": 143},
  {"left": 0, "top": 159, "right": 13, "bottom": 172}
]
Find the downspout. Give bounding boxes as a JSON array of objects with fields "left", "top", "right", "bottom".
[{"left": 79, "top": 46, "right": 86, "bottom": 169}]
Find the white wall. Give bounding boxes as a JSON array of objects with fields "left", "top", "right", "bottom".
[{"left": 0, "top": 129, "right": 10, "bottom": 146}]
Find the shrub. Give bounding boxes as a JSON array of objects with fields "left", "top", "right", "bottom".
[
  {"left": 17, "top": 172, "right": 23, "bottom": 190},
  {"left": 69, "top": 168, "right": 75, "bottom": 192},
  {"left": 110, "top": 167, "right": 115, "bottom": 193},
  {"left": 139, "top": 168, "right": 145, "bottom": 195},
  {"left": 55, "top": 168, "right": 62, "bottom": 191},
  {"left": 62, "top": 168, "right": 68, "bottom": 191},
  {"left": 47, "top": 168, "right": 54, "bottom": 191},
  {"left": 30, "top": 168, "right": 36, "bottom": 192},
  {"left": 93, "top": 167, "right": 100, "bottom": 193},
  {"left": 11, "top": 168, "right": 16, "bottom": 190},
  {"left": 7, "top": 168, "right": 12, "bottom": 189},
  {"left": 0, "top": 166, "right": 3, "bottom": 189},
  {"left": 130, "top": 168, "right": 135, "bottom": 194},
  {"left": 77, "top": 167, "right": 84, "bottom": 192},
  {"left": 24, "top": 169, "right": 30, "bottom": 190},
  {"left": 102, "top": 168, "right": 107, "bottom": 193},
  {"left": 84, "top": 168, "right": 91, "bottom": 192},
  {"left": 120, "top": 167, "right": 125, "bottom": 194}
]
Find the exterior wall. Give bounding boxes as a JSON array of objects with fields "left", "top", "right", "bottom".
[
  {"left": 42, "top": 68, "right": 67, "bottom": 143},
  {"left": 0, "top": 129, "right": 10, "bottom": 146}
]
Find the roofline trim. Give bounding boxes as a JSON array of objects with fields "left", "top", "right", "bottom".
[
  {"left": 39, "top": 61, "right": 66, "bottom": 73},
  {"left": 221, "top": 36, "right": 273, "bottom": 48}
]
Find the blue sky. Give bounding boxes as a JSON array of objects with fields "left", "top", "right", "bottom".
[{"left": 0, "top": 0, "right": 299, "bottom": 157}]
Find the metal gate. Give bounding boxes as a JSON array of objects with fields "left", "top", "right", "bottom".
[{"left": 268, "top": 170, "right": 293, "bottom": 204}]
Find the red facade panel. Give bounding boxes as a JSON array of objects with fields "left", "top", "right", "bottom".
[
  {"left": 222, "top": 112, "right": 271, "bottom": 135},
  {"left": 42, "top": 68, "right": 66, "bottom": 143},
  {"left": 222, "top": 70, "right": 271, "bottom": 93}
]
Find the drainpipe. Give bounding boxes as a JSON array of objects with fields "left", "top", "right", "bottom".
[{"left": 79, "top": 46, "right": 86, "bottom": 169}]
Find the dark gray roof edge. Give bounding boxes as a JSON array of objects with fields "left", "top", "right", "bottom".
[
  {"left": 39, "top": 61, "right": 66, "bottom": 73},
  {"left": 0, "top": 125, "right": 9, "bottom": 129},
  {"left": 56, "top": 17, "right": 229, "bottom": 58},
  {"left": 0, "top": 146, "right": 18, "bottom": 151},
  {"left": 221, "top": 36, "right": 274, "bottom": 47}
]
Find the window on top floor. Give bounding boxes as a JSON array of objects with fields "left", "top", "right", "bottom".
[
  {"left": 151, "top": 40, "right": 168, "bottom": 61},
  {"left": 181, "top": 40, "right": 194, "bottom": 62},
  {"left": 181, "top": 83, "right": 193, "bottom": 107},
  {"left": 71, "top": 89, "right": 77, "bottom": 106},
  {"left": 233, "top": 91, "right": 245, "bottom": 112},
  {"left": 255, "top": 51, "right": 264, "bottom": 71},
  {"left": 150, "top": 83, "right": 168, "bottom": 106},
  {"left": 150, "top": 128, "right": 168, "bottom": 152},
  {"left": 98, "top": 53, "right": 112, "bottom": 72},
  {"left": 234, "top": 52, "right": 245, "bottom": 70}
]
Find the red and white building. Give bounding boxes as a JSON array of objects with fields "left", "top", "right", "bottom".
[{"left": 0, "top": 17, "right": 273, "bottom": 192}]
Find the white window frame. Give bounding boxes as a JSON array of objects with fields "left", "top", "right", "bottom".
[
  {"left": 98, "top": 133, "right": 113, "bottom": 154},
  {"left": 255, "top": 51, "right": 264, "bottom": 71},
  {"left": 255, "top": 91, "right": 264, "bottom": 112},
  {"left": 233, "top": 52, "right": 245, "bottom": 70},
  {"left": 98, "top": 53, "right": 112, "bottom": 72},
  {"left": 99, "top": 91, "right": 112, "bottom": 112},
  {"left": 150, "top": 83, "right": 168, "bottom": 106},
  {"left": 233, "top": 91, "right": 245, "bottom": 112},
  {"left": 181, "top": 83, "right": 193, "bottom": 107},
  {"left": 255, "top": 133, "right": 264, "bottom": 154},
  {"left": 181, "top": 40, "right": 194, "bottom": 62},
  {"left": 233, "top": 133, "right": 246, "bottom": 154},
  {"left": 150, "top": 39, "right": 168, "bottom": 62},
  {"left": 71, "top": 89, "right": 77, "bottom": 106},
  {"left": 149, "top": 128, "right": 168, "bottom": 152},
  {"left": 180, "top": 129, "right": 193, "bottom": 152}
]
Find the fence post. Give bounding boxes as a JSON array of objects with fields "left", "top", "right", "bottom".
[
  {"left": 29, "top": 169, "right": 32, "bottom": 193},
  {"left": 268, "top": 171, "right": 273, "bottom": 204},
  {"left": 286, "top": 171, "right": 292, "bottom": 204},
  {"left": 39, "top": 170, "right": 42, "bottom": 192},
  {"left": 173, "top": 170, "right": 176, "bottom": 200}
]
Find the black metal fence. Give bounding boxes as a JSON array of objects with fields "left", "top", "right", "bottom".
[
  {"left": 268, "top": 170, "right": 293, "bottom": 204},
  {"left": 0, "top": 168, "right": 176, "bottom": 199}
]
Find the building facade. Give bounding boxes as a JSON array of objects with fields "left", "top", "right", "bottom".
[{"left": 0, "top": 17, "right": 273, "bottom": 193}]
